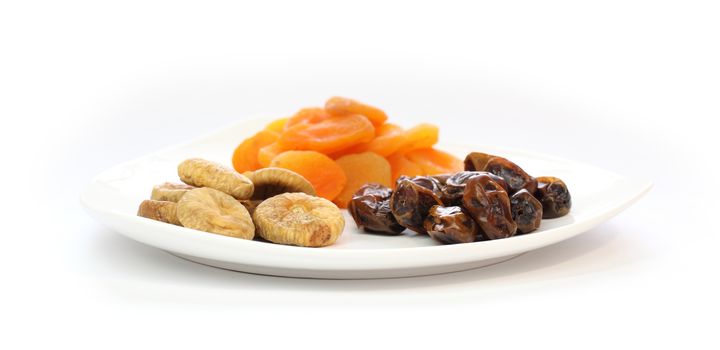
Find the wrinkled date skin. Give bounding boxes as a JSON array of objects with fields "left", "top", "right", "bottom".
[
  {"left": 390, "top": 179, "right": 444, "bottom": 234},
  {"left": 423, "top": 205, "right": 479, "bottom": 244},
  {"left": 510, "top": 189, "right": 543, "bottom": 234},
  {"left": 462, "top": 174, "right": 517, "bottom": 239},
  {"left": 429, "top": 173, "right": 452, "bottom": 186},
  {"left": 442, "top": 171, "right": 508, "bottom": 206},
  {"left": 395, "top": 175, "right": 444, "bottom": 199},
  {"left": 535, "top": 176, "right": 572, "bottom": 218},
  {"left": 348, "top": 183, "right": 406, "bottom": 234},
  {"left": 464, "top": 153, "right": 537, "bottom": 194}
]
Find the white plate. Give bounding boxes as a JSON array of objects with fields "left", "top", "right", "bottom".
[{"left": 81, "top": 118, "right": 651, "bottom": 279}]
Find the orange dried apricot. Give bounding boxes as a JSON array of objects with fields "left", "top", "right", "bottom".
[
  {"left": 393, "top": 123, "right": 439, "bottom": 155},
  {"left": 334, "top": 152, "right": 392, "bottom": 208},
  {"left": 264, "top": 118, "right": 288, "bottom": 133},
  {"left": 387, "top": 153, "right": 423, "bottom": 184},
  {"left": 325, "top": 97, "right": 388, "bottom": 127},
  {"left": 257, "top": 142, "right": 285, "bottom": 168},
  {"left": 232, "top": 130, "right": 279, "bottom": 173},
  {"left": 278, "top": 114, "right": 375, "bottom": 154},
  {"left": 284, "top": 108, "right": 330, "bottom": 129},
  {"left": 337, "top": 123, "right": 406, "bottom": 157},
  {"left": 405, "top": 148, "right": 463, "bottom": 175},
  {"left": 270, "top": 151, "right": 347, "bottom": 201}
]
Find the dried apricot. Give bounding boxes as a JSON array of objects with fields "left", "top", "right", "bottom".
[
  {"left": 387, "top": 153, "right": 423, "bottom": 184},
  {"left": 325, "top": 96, "right": 388, "bottom": 127},
  {"left": 278, "top": 114, "right": 375, "bottom": 154},
  {"left": 333, "top": 152, "right": 393, "bottom": 208},
  {"left": 284, "top": 107, "right": 330, "bottom": 129},
  {"left": 338, "top": 123, "right": 406, "bottom": 157},
  {"left": 257, "top": 142, "right": 285, "bottom": 168},
  {"left": 405, "top": 148, "right": 463, "bottom": 175},
  {"left": 264, "top": 117, "right": 288, "bottom": 133},
  {"left": 231, "top": 130, "right": 279, "bottom": 173},
  {"left": 393, "top": 123, "right": 439, "bottom": 154},
  {"left": 270, "top": 150, "right": 347, "bottom": 201}
]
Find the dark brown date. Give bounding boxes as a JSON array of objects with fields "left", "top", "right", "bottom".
[
  {"left": 390, "top": 179, "right": 444, "bottom": 234},
  {"left": 462, "top": 174, "right": 517, "bottom": 239},
  {"left": 423, "top": 205, "right": 479, "bottom": 244},
  {"left": 464, "top": 152, "right": 537, "bottom": 194},
  {"left": 510, "top": 189, "right": 543, "bottom": 234},
  {"left": 534, "top": 176, "right": 572, "bottom": 218},
  {"left": 442, "top": 171, "right": 508, "bottom": 206},
  {"left": 348, "top": 183, "right": 406, "bottom": 234},
  {"left": 395, "top": 175, "right": 444, "bottom": 199}
]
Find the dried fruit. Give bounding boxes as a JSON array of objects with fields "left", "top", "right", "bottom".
[
  {"left": 264, "top": 117, "right": 289, "bottom": 133},
  {"left": 534, "top": 176, "right": 572, "bottom": 218},
  {"left": 390, "top": 179, "right": 443, "bottom": 234},
  {"left": 137, "top": 200, "right": 181, "bottom": 225},
  {"left": 333, "top": 152, "right": 392, "bottom": 208},
  {"left": 284, "top": 107, "right": 331, "bottom": 129},
  {"left": 337, "top": 123, "right": 406, "bottom": 157},
  {"left": 464, "top": 152, "right": 536, "bottom": 194},
  {"left": 510, "top": 189, "right": 543, "bottom": 234},
  {"left": 423, "top": 205, "right": 479, "bottom": 244},
  {"left": 462, "top": 174, "right": 517, "bottom": 239},
  {"left": 270, "top": 151, "right": 347, "bottom": 201},
  {"left": 178, "top": 158, "right": 254, "bottom": 199},
  {"left": 325, "top": 96, "right": 388, "bottom": 127},
  {"left": 387, "top": 153, "right": 423, "bottom": 184},
  {"left": 442, "top": 171, "right": 509, "bottom": 206},
  {"left": 348, "top": 183, "right": 405, "bottom": 234},
  {"left": 150, "top": 182, "right": 196, "bottom": 202},
  {"left": 429, "top": 173, "right": 452, "bottom": 186},
  {"left": 278, "top": 114, "right": 375, "bottom": 154},
  {"left": 238, "top": 199, "right": 263, "bottom": 216},
  {"left": 257, "top": 142, "right": 285, "bottom": 168},
  {"left": 393, "top": 123, "right": 439, "bottom": 154},
  {"left": 176, "top": 187, "right": 255, "bottom": 239},
  {"left": 404, "top": 148, "right": 463, "bottom": 175},
  {"left": 232, "top": 130, "right": 279, "bottom": 173},
  {"left": 395, "top": 175, "right": 444, "bottom": 199},
  {"left": 244, "top": 167, "right": 316, "bottom": 200},
  {"left": 253, "top": 192, "right": 344, "bottom": 247}
]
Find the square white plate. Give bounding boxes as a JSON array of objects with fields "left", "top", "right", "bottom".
[{"left": 81, "top": 118, "right": 651, "bottom": 279}]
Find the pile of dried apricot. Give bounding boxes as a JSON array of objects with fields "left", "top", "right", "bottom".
[
  {"left": 348, "top": 152, "right": 572, "bottom": 245},
  {"left": 231, "top": 97, "right": 463, "bottom": 208},
  {"left": 137, "top": 158, "right": 345, "bottom": 247}
]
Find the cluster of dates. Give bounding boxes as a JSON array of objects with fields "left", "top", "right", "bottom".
[{"left": 348, "top": 152, "right": 572, "bottom": 244}]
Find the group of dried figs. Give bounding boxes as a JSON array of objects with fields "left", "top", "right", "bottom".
[
  {"left": 137, "top": 158, "right": 345, "bottom": 247},
  {"left": 348, "top": 152, "right": 571, "bottom": 244}
]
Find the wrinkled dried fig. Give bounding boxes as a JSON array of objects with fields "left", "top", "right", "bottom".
[
  {"left": 178, "top": 158, "right": 254, "bottom": 199},
  {"left": 150, "top": 182, "right": 196, "bottom": 202},
  {"left": 464, "top": 152, "right": 536, "bottom": 194},
  {"left": 462, "top": 174, "right": 517, "bottom": 239},
  {"left": 390, "top": 179, "right": 443, "bottom": 234},
  {"left": 510, "top": 189, "right": 543, "bottom": 234},
  {"left": 177, "top": 187, "right": 255, "bottom": 239},
  {"left": 137, "top": 200, "right": 181, "bottom": 225},
  {"left": 245, "top": 167, "right": 316, "bottom": 200},
  {"left": 253, "top": 192, "right": 344, "bottom": 247},
  {"left": 238, "top": 199, "right": 263, "bottom": 215},
  {"left": 442, "top": 171, "right": 508, "bottom": 206},
  {"left": 423, "top": 205, "right": 479, "bottom": 244},
  {"left": 534, "top": 176, "right": 572, "bottom": 218},
  {"left": 348, "top": 183, "right": 405, "bottom": 234}
]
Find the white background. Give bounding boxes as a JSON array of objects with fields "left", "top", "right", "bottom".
[{"left": 1, "top": 0, "right": 719, "bottom": 349}]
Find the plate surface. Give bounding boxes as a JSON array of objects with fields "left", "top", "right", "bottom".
[{"left": 81, "top": 118, "right": 651, "bottom": 279}]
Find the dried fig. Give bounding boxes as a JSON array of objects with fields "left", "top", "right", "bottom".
[
  {"left": 150, "top": 182, "right": 196, "bottom": 202},
  {"left": 137, "top": 200, "right": 181, "bottom": 225},
  {"left": 245, "top": 167, "right": 316, "bottom": 200},
  {"left": 510, "top": 189, "right": 543, "bottom": 234},
  {"left": 348, "top": 183, "right": 405, "bottom": 234},
  {"left": 253, "top": 192, "right": 344, "bottom": 247},
  {"left": 176, "top": 187, "right": 255, "bottom": 239},
  {"left": 534, "top": 176, "right": 572, "bottom": 218},
  {"left": 464, "top": 152, "right": 536, "bottom": 194},
  {"left": 462, "top": 174, "right": 517, "bottom": 239},
  {"left": 390, "top": 179, "right": 443, "bottom": 234},
  {"left": 178, "top": 158, "right": 254, "bottom": 199},
  {"left": 442, "top": 171, "right": 508, "bottom": 206},
  {"left": 423, "top": 205, "right": 479, "bottom": 244},
  {"left": 238, "top": 199, "right": 263, "bottom": 215}
]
